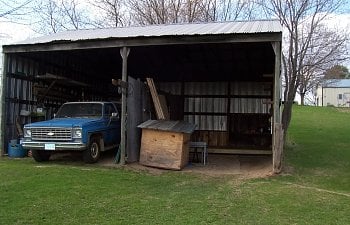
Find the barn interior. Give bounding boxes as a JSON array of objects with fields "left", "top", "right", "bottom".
[{"left": 4, "top": 39, "right": 277, "bottom": 163}]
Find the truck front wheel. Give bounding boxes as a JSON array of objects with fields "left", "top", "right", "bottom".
[
  {"left": 83, "top": 136, "right": 101, "bottom": 163},
  {"left": 32, "top": 150, "right": 51, "bottom": 162}
]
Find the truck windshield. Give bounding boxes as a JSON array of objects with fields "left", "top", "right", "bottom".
[{"left": 56, "top": 103, "right": 103, "bottom": 118}]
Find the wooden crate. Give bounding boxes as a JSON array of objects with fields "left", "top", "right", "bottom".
[{"left": 139, "top": 129, "right": 190, "bottom": 170}]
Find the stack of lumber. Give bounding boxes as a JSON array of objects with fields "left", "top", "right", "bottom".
[{"left": 146, "top": 78, "right": 169, "bottom": 120}]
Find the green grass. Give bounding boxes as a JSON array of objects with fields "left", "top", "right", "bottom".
[
  {"left": 286, "top": 106, "right": 350, "bottom": 193},
  {"left": 1, "top": 106, "right": 350, "bottom": 225}
]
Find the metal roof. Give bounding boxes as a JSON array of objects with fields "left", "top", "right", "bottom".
[
  {"left": 323, "top": 79, "right": 350, "bottom": 88},
  {"left": 14, "top": 20, "right": 282, "bottom": 46},
  {"left": 137, "top": 120, "right": 196, "bottom": 134}
]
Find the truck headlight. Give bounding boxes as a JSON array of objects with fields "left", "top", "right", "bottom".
[
  {"left": 24, "top": 128, "right": 31, "bottom": 137},
  {"left": 72, "top": 128, "right": 82, "bottom": 138}
]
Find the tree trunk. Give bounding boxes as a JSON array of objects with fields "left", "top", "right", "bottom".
[
  {"left": 300, "top": 93, "right": 305, "bottom": 106},
  {"left": 282, "top": 100, "right": 293, "bottom": 141}
]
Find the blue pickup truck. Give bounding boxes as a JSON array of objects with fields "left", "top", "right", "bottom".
[{"left": 22, "top": 102, "right": 121, "bottom": 163}]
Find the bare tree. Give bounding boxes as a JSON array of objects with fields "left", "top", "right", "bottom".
[
  {"left": 127, "top": 0, "right": 256, "bottom": 25},
  {"left": 0, "top": 0, "right": 31, "bottom": 18},
  {"left": 215, "top": 0, "right": 257, "bottom": 21},
  {"left": 33, "top": 0, "right": 92, "bottom": 34},
  {"left": 89, "top": 0, "right": 126, "bottom": 27},
  {"left": 297, "top": 25, "right": 348, "bottom": 105},
  {"left": 259, "top": 0, "right": 347, "bottom": 137}
]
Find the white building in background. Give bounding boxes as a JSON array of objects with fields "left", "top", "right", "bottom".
[{"left": 316, "top": 79, "right": 350, "bottom": 107}]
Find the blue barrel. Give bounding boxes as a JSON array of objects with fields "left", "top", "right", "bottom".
[{"left": 8, "top": 140, "right": 27, "bottom": 158}]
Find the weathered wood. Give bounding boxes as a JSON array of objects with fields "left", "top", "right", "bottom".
[
  {"left": 139, "top": 129, "right": 190, "bottom": 170},
  {"left": 119, "top": 47, "right": 130, "bottom": 165},
  {"left": 272, "top": 41, "right": 283, "bottom": 173},
  {"left": 0, "top": 54, "right": 8, "bottom": 156},
  {"left": 146, "top": 78, "right": 169, "bottom": 120},
  {"left": 273, "top": 123, "right": 283, "bottom": 173},
  {"left": 112, "top": 78, "right": 128, "bottom": 89},
  {"left": 208, "top": 148, "right": 272, "bottom": 155},
  {"left": 158, "top": 95, "right": 169, "bottom": 120}
]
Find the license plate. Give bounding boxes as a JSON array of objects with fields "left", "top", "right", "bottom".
[{"left": 45, "top": 143, "right": 55, "bottom": 150}]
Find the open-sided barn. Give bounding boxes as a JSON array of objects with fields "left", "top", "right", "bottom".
[{"left": 1, "top": 20, "right": 283, "bottom": 172}]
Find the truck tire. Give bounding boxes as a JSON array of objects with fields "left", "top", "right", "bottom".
[
  {"left": 83, "top": 136, "right": 101, "bottom": 163},
  {"left": 32, "top": 150, "right": 51, "bottom": 162}
]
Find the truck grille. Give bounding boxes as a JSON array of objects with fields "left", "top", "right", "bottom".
[{"left": 31, "top": 128, "right": 72, "bottom": 141}]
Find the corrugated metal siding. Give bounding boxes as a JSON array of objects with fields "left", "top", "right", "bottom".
[
  {"left": 230, "top": 82, "right": 271, "bottom": 114},
  {"left": 185, "top": 98, "right": 227, "bottom": 113},
  {"left": 184, "top": 115, "right": 227, "bottom": 131},
  {"left": 13, "top": 20, "right": 282, "bottom": 46},
  {"left": 4, "top": 55, "right": 38, "bottom": 149},
  {"left": 230, "top": 98, "right": 270, "bottom": 113},
  {"left": 184, "top": 82, "right": 228, "bottom": 95},
  {"left": 158, "top": 81, "right": 272, "bottom": 131}
]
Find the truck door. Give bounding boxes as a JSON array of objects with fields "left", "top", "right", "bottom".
[{"left": 104, "top": 103, "right": 120, "bottom": 145}]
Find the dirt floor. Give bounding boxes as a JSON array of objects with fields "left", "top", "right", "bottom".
[
  {"left": 99, "top": 150, "right": 272, "bottom": 178},
  {"left": 46, "top": 150, "right": 273, "bottom": 179}
]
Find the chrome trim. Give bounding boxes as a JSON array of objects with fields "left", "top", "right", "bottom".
[
  {"left": 22, "top": 141, "right": 86, "bottom": 151},
  {"left": 28, "top": 127, "right": 73, "bottom": 141}
]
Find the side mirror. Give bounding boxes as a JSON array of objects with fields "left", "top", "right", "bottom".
[{"left": 111, "top": 112, "right": 119, "bottom": 120}]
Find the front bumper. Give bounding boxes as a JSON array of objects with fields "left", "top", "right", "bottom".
[{"left": 22, "top": 141, "right": 87, "bottom": 151}]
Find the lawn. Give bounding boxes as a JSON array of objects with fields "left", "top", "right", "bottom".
[{"left": 0, "top": 106, "right": 349, "bottom": 225}]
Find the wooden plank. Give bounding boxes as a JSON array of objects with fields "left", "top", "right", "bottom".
[
  {"left": 149, "top": 78, "right": 163, "bottom": 119},
  {"left": 158, "top": 95, "right": 170, "bottom": 120},
  {"left": 209, "top": 131, "right": 218, "bottom": 146},
  {"left": 217, "top": 131, "right": 228, "bottom": 147},
  {"left": 146, "top": 78, "right": 165, "bottom": 120},
  {"left": 208, "top": 148, "right": 272, "bottom": 155}
]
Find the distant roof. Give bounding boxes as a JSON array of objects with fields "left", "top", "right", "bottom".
[
  {"left": 137, "top": 120, "right": 196, "bottom": 134},
  {"left": 13, "top": 20, "right": 282, "bottom": 46},
  {"left": 322, "top": 79, "right": 350, "bottom": 88}
]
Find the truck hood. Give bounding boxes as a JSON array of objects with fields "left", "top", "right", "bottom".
[{"left": 25, "top": 118, "right": 101, "bottom": 128}]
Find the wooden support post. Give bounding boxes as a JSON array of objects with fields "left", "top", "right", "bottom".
[
  {"left": 272, "top": 41, "right": 283, "bottom": 173},
  {"left": 119, "top": 47, "right": 130, "bottom": 165},
  {"left": 273, "top": 123, "right": 283, "bottom": 173},
  {"left": 0, "top": 54, "right": 8, "bottom": 156}
]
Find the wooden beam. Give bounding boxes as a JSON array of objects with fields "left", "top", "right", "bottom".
[{"left": 119, "top": 47, "right": 130, "bottom": 165}]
